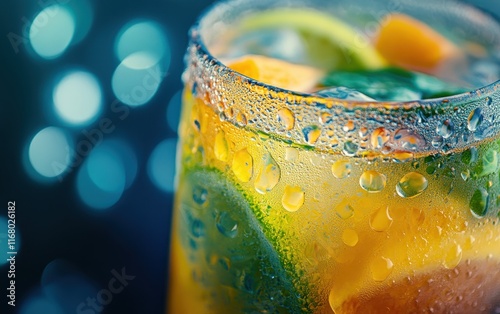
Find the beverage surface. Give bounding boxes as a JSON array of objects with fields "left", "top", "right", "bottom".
[
  {"left": 168, "top": 3, "right": 500, "bottom": 313},
  {"left": 219, "top": 7, "right": 500, "bottom": 98}
]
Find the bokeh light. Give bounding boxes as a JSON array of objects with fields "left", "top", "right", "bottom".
[
  {"left": 167, "top": 90, "right": 182, "bottom": 133},
  {"left": 0, "top": 216, "right": 21, "bottom": 266},
  {"left": 88, "top": 148, "right": 125, "bottom": 193},
  {"left": 28, "top": 127, "right": 73, "bottom": 179},
  {"left": 41, "top": 259, "right": 97, "bottom": 313},
  {"left": 29, "top": 5, "right": 75, "bottom": 59},
  {"left": 112, "top": 53, "right": 164, "bottom": 107},
  {"left": 53, "top": 71, "right": 102, "bottom": 126},
  {"left": 64, "top": 0, "right": 94, "bottom": 44},
  {"left": 77, "top": 144, "right": 125, "bottom": 209},
  {"left": 112, "top": 20, "right": 170, "bottom": 107},
  {"left": 147, "top": 139, "right": 178, "bottom": 193},
  {"left": 77, "top": 139, "right": 137, "bottom": 210},
  {"left": 106, "top": 139, "right": 138, "bottom": 189},
  {"left": 115, "top": 20, "right": 168, "bottom": 64},
  {"left": 20, "top": 294, "right": 64, "bottom": 314}
]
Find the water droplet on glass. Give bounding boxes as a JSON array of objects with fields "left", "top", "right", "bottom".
[
  {"left": 236, "top": 271, "right": 256, "bottom": 293},
  {"left": 236, "top": 112, "right": 248, "bottom": 126},
  {"left": 189, "top": 238, "right": 197, "bottom": 249},
  {"left": 392, "top": 151, "right": 413, "bottom": 163},
  {"left": 277, "top": 108, "right": 295, "bottom": 130},
  {"left": 431, "top": 136, "right": 443, "bottom": 148},
  {"left": 342, "top": 141, "right": 359, "bottom": 157},
  {"left": 342, "top": 229, "right": 359, "bottom": 247},
  {"left": 191, "top": 82, "right": 198, "bottom": 96},
  {"left": 254, "top": 154, "right": 281, "bottom": 194},
  {"left": 467, "top": 108, "right": 483, "bottom": 131},
  {"left": 303, "top": 125, "right": 321, "bottom": 145},
  {"left": 320, "top": 112, "right": 333, "bottom": 125},
  {"left": 282, "top": 185, "right": 305, "bottom": 212},
  {"left": 396, "top": 172, "right": 428, "bottom": 198},
  {"left": 193, "top": 119, "right": 201, "bottom": 131},
  {"left": 224, "top": 107, "right": 234, "bottom": 119},
  {"left": 473, "top": 121, "right": 495, "bottom": 141},
  {"left": 443, "top": 243, "right": 462, "bottom": 269},
  {"left": 216, "top": 212, "right": 238, "bottom": 238},
  {"left": 473, "top": 149, "right": 498, "bottom": 178},
  {"left": 192, "top": 186, "right": 208, "bottom": 205},
  {"left": 330, "top": 138, "right": 339, "bottom": 148},
  {"left": 335, "top": 203, "right": 354, "bottom": 219},
  {"left": 371, "top": 256, "right": 394, "bottom": 281},
  {"left": 232, "top": 148, "right": 253, "bottom": 182},
  {"left": 285, "top": 147, "right": 298, "bottom": 161},
  {"left": 342, "top": 120, "right": 356, "bottom": 132},
  {"left": 393, "top": 128, "right": 425, "bottom": 151},
  {"left": 218, "top": 256, "right": 231, "bottom": 270},
  {"left": 331, "top": 160, "right": 352, "bottom": 179},
  {"left": 370, "top": 206, "right": 393, "bottom": 232},
  {"left": 359, "top": 170, "right": 386, "bottom": 193},
  {"left": 370, "top": 127, "right": 391, "bottom": 150},
  {"left": 436, "top": 119, "right": 454, "bottom": 138},
  {"left": 191, "top": 219, "right": 205, "bottom": 238},
  {"left": 214, "top": 131, "right": 229, "bottom": 162},
  {"left": 461, "top": 169, "right": 470, "bottom": 181},
  {"left": 309, "top": 154, "right": 323, "bottom": 166},
  {"left": 469, "top": 188, "right": 489, "bottom": 218},
  {"left": 464, "top": 235, "right": 476, "bottom": 250},
  {"left": 359, "top": 127, "right": 369, "bottom": 138}
]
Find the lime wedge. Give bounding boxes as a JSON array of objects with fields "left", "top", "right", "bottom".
[
  {"left": 177, "top": 168, "right": 307, "bottom": 313},
  {"left": 239, "top": 8, "right": 387, "bottom": 71}
]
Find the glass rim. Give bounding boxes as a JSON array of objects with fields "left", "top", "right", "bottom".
[
  {"left": 185, "top": 0, "right": 500, "bottom": 156},
  {"left": 189, "top": 0, "right": 500, "bottom": 108}
]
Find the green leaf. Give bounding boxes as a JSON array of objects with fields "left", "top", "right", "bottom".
[{"left": 321, "top": 68, "right": 469, "bottom": 101}]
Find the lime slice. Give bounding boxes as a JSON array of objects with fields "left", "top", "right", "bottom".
[
  {"left": 239, "top": 8, "right": 387, "bottom": 71},
  {"left": 176, "top": 168, "right": 307, "bottom": 313}
]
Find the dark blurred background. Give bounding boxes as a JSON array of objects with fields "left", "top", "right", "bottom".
[{"left": 0, "top": 0, "right": 498, "bottom": 314}]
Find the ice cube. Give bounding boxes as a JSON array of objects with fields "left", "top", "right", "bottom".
[
  {"left": 226, "top": 28, "right": 308, "bottom": 64},
  {"left": 469, "top": 59, "right": 500, "bottom": 87},
  {"left": 314, "top": 86, "right": 375, "bottom": 101}
]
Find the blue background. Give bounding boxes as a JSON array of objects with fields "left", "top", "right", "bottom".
[{"left": 0, "top": 0, "right": 499, "bottom": 313}]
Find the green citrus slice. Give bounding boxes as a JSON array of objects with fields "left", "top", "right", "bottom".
[
  {"left": 238, "top": 8, "right": 387, "bottom": 71},
  {"left": 176, "top": 167, "right": 308, "bottom": 313}
]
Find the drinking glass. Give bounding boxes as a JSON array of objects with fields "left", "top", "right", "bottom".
[{"left": 168, "top": 0, "right": 500, "bottom": 312}]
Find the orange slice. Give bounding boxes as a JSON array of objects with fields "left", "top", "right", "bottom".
[
  {"left": 374, "top": 13, "right": 462, "bottom": 73},
  {"left": 227, "top": 54, "right": 325, "bottom": 93}
]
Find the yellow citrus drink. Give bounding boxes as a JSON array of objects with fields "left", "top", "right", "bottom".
[{"left": 168, "top": 0, "right": 500, "bottom": 312}]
